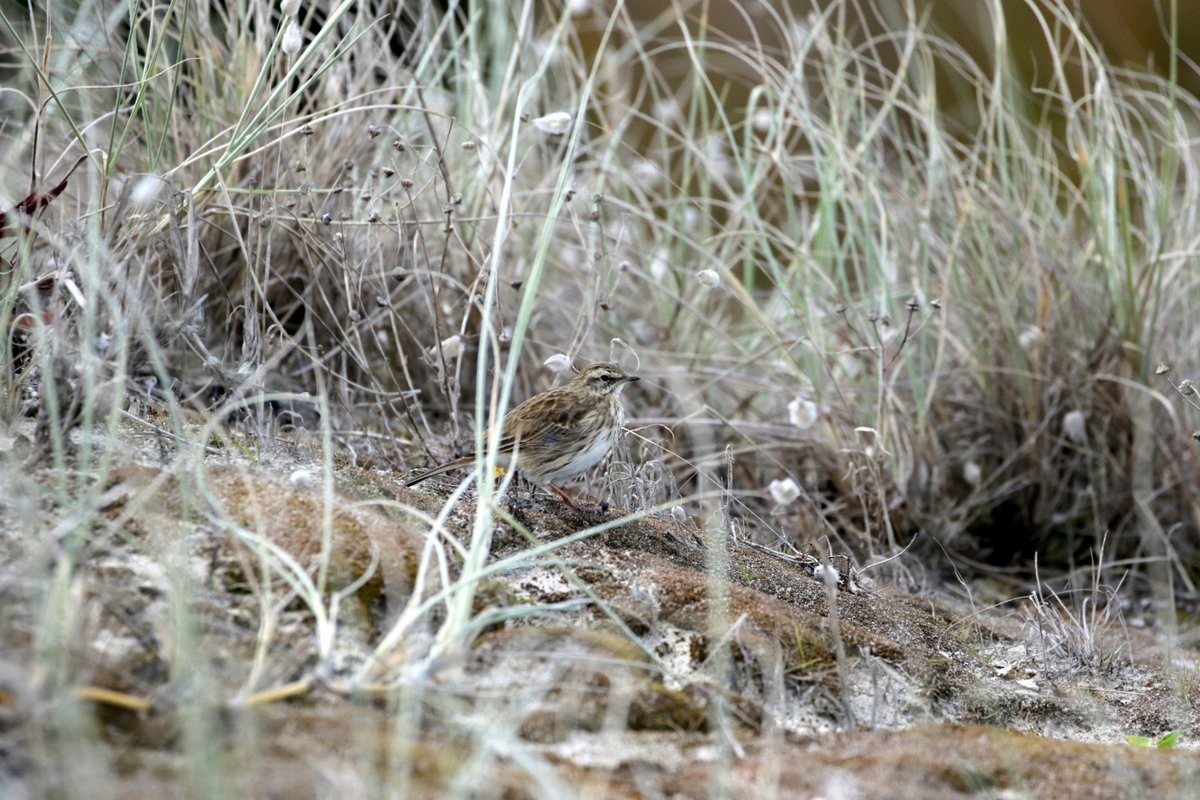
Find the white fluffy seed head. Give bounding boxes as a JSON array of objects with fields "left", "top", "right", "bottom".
[
  {"left": 768, "top": 477, "right": 801, "bottom": 506},
  {"left": 1063, "top": 409, "right": 1087, "bottom": 444},
  {"left": 289, "top": 469, "right": 316, "bottom": 489},
  {"left": 813, "top": 563, "right": 841, "bottom": 585},
  {"left": 1018, "top": 325, "right": 1043, "bottom": 351},
  {"left": 543, "top": 353, "right": 572, "bottom": 373},
  {"left": 788, "top": 397, "right": 818, "bottom": 429},
  {"left": 649, "top": 251, "right": 670, "bottom": 282},
  {"left": 281, "top": 20, "right": 302, "bottom": 55},
  {"left": 130, "top": 174, "right": 162, "bottom": 205},
  {"left": 532, "top": 112, "right": 572, "bottom": 135}
]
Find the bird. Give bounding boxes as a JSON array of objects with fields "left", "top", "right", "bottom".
[{"left": 404, "top": 362, "right": 640, "bottom": 508}]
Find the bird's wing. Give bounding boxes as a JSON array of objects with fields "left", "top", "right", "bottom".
[{"left": 501, "top": 393, "right": 590, "bottom": 451}]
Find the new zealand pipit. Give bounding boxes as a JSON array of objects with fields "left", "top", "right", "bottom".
[{"left": 404, "top": 362, "right": 640, "bottom": 507}]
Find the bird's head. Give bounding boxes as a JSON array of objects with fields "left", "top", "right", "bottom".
[{"left": 574, "top": 362, "right": 640, "bottom": 395}]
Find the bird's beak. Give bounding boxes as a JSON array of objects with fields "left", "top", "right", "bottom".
[{"left": 625, "top": 373, "right": 640, "bottom": 383}]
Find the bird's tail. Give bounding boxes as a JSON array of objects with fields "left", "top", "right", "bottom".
[{"left": 404, "top": 458, "right": 471, "bottom": 487}]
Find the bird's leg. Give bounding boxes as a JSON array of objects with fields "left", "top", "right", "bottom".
[
  {"left": 549, "top": 484, "right": 608, "bottom": 514},
  {"left": 548, "top": 484, "right": 582, "bottom": 510},
  {"left": 502, "top": 473, "right": 537, "bottom": 512}
]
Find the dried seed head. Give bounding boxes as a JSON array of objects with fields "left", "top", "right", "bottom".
[
  {"left": 532, "top": 111, "right": 572, "bottom": 135},
  {"left": 768, "top": 477, "right": 801, "bottom": 506},
  {"left": 1155, "top": 362, "right": 1170, "bottom": 375},
  {"left": 543, "top": 353, "right": 572, "bottom": 373},
  {"left": 130, "top": 174, "right": 162, "bottom": 205},
  {"left": 649, "top": 252, "right": 669, "bottom": 282},
  {"left": 788, "top": 397, "right": 818, "bottom": 429},
  {"left": 368, "top": 124, "right": 381, "bottom": 138},
  {"left": 1062, "top": 410, "right": 1087, "bottom": 444},
  {"left": 1018, "top": 326, "right": 1043, "bottom": 351},
  {"left": 696, "top": 269, "right": 721, "bottom": 288},
  {"left": 813, "top": 563, "right": 840, "bottom": 585},
  {"left": 289, "top": 468, "right": 315, "bottom": 488},
  {"left": 751, "top": 107, "right": 774, "bottom": 132},
  {"left": 281, "top": 20, "right": 302, "bottom": 55}
]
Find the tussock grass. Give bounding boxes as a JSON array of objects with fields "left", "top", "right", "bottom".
[{"left": 2, "top": 0, "right": 1200, "bottom": 793}]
